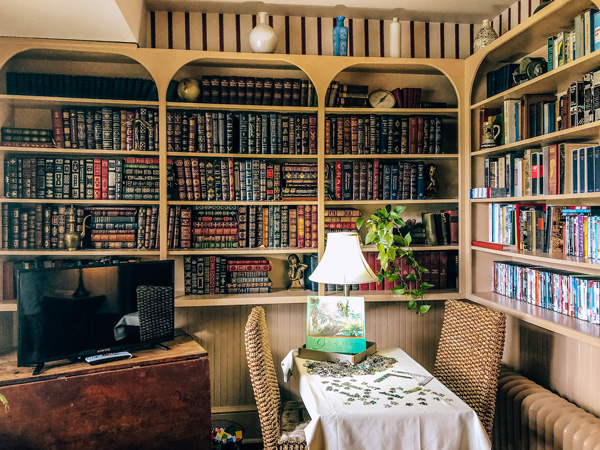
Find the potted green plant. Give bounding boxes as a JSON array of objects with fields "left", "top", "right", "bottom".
[{"left": 357, "top": 205, "right": 433, "bottom": 315}]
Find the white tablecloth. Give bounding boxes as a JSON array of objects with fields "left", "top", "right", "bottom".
[{"left": 281, "top": 348, "right": 491, "bottom": 450}]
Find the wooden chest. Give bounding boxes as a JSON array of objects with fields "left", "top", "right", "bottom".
[{"left": 0, "top": 334, "right": 211, "bottom": 449}]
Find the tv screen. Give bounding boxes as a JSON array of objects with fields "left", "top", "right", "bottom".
[{"left": 18, "top": 260, "right": 174, "bottom": 367}]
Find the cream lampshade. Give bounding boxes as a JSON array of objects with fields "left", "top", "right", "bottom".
[{"left": 309, "top": 232, "right": 377, "bottom": 296}]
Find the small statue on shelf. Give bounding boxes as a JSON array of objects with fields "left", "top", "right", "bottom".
[
  {"left": 424, "top": 163, "right": 439, "bottom": 199},
  {"left": 287, "top": 253, "right": 308, "bottom": 290}
]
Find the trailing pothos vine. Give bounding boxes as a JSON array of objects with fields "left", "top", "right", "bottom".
[{"left": 357, "top": 205, "right": 432, "bottom": 315}]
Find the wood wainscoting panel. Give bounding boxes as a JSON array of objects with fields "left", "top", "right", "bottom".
[{"left": 175, "top": 300, "right": 446, "bottom": 408}]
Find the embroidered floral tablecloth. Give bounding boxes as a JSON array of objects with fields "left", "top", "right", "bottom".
[{"left": 281, "top": 348, "right": 491, "bottom": 450}]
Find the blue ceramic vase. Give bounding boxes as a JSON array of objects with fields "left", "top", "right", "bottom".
[{"left": 332, "top": 16, "right": 348, "bottom": 56}]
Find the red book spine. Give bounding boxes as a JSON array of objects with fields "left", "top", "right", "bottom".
[
  {"left": 93, "top": 158, "right": 102, "bottom": 200},
  {"left": 183, "top": 158, "right": 194, "bottom": 201},
  {"left": 297, "top": 205, "right": 305, "bottom": 248},
  {"left": 304, "top": 205, "right": 312, "bottom": 248},
  {"left": 350, "top": 115, "right": 358, "bottom": 154},
  {"left": 101, "top": 159, "right": 108, "bottom": 200},
  {"left": 368, "top": 253, "right": 377, "bottom": 290},
  {"left": 311, "top": 205, "right": 318, "bottom": 248},
  {"left": 359, "top": 252, "right": 369, "bottom": 291},
  {"left": 335, "top": 161, "right": 342, "bottom": 200},
  {"left": 209, "top": 255, "right": 216, "bottom": 294},
  {"left": 191, "top": 158, "right": 201, "bottom": 201},
  {"left": 51, "top": 109, "right": 64, "bottom": 148},
  {"left": 408, "top": 116, "right": 418, "bottom": 154}
]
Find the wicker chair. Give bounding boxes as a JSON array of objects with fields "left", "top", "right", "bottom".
[
  {"left": 245, "top": 306, "right": 310, "bottom": 450},
  {"left": 433, "top": 299, "right": 506, "bottom": 439}
]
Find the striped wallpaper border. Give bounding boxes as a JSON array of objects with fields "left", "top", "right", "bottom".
[{"left": 147, "top": 1, "right": 544, "bottom": 59}]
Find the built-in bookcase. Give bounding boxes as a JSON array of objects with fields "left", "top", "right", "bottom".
[
  {"left": 0, "top": 44, "right": 464, "bottom": 316},
  {"left": 465, "top": 0, "right": 600, "bottom": 347}
]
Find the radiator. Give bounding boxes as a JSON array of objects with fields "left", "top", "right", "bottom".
[{"left": 493, "top": 366, "right": 600, "bottom": 450}]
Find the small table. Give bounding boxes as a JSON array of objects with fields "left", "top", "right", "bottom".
[{"left": 282, "top": 348, "right": 491, "bottom": 450}]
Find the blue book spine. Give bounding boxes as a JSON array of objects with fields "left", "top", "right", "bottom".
[
  {"left": 342, "top": 161, "right": 353, "bottom": 200},
  {"left": 595, "top": 145, "right": 600, "bottom": 192},
  {"left": 417, "top": 161, "right": 425, "bottom": 199},
  {"left": 580, "top": 148, "right": 587, "bottom": 193},
  {"left": 380, "top": 116, "right": 389, "bottom": 154},
  {"left": 595, "top": 12, "right": 600, "bottom": 51},
  {"left": 588, "top": 147, "right": 596, "bottom": 193}
]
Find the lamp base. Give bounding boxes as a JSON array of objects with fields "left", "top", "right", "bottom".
[{"left": 298, "top": 341, "right": 377, "bottom": 364}]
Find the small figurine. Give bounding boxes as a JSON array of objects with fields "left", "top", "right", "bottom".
[
  {"left": 287, "top": 253, "right": 308, "bottom": 290},
  {"left": 424, "top": 163, "right": 439, "bottom": 199}
]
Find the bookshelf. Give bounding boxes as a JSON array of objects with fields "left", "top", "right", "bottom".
[
  {"left": 465, "top": 0, "right": 600, "bottom": 344},
  {"left": 0, "top": 40, "right": 464, "bottom": 314}
]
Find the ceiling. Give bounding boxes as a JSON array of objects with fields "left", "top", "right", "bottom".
[{"left": 0, "top": 0, "right": 516, "bottom": 44}]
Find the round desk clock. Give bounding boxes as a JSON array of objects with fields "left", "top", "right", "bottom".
[{"left": 368, "top": 89, "right": 396, "bottom": 108}]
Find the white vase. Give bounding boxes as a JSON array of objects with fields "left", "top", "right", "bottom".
[
  {"left": 389, "top": 17, "right": 401, "bottom": 58},
  {"left": 473, "top": 19, "right": 498, "bottom": 52},
  {"left": 249, "top": 12, "right": 278, "bottom": 53}
]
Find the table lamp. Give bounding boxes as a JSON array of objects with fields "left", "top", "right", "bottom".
[{"left": 309, "top": 232, "right": 377, "bottom": 296}]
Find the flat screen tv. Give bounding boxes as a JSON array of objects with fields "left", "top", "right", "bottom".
[{"left": 18, "top": 260, "right": 174, "bottom": 371}]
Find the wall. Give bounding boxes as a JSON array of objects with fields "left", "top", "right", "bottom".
[{"left": 146, "top": 11, "right": 478, "bottom": 59}]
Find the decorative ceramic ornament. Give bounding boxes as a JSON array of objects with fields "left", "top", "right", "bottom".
[
  {"left": 389, "top": 18, "right": 401, "bottom": 57},
  {"left": 177, "top": 78, "right": 201, "bottom": 102},
  {"left": 332, "top": 16, "right": 349, "bottom": 56},
  {"left": 249, "top": 12, "right": 278, "bottom": 53},
  {"left": 473, "top": 19, "right": 498, "bottom": 52}
]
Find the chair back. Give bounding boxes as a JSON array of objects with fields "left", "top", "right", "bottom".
[
  {"left": 245, "top": 306, "right": 282, "bottom": 450},
  {"left": 433, "top": 299, "right": 506, "bottom": 438}
]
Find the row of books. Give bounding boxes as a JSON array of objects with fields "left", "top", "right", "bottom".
[
  {"left": 88, "top": 206, "right": 159, "bottom": 249},
  {"left": 562, "top": 206, "right": 600, "bottom": 260},
  {"left": 183, "top": 256, "right": 273, "bottom": 295},
  {"left": 166, "top": 110, "right": 317, "bottom": 155},
  {"left": 5, "top": 72, "right": 158, "bottom": 101},
  {"left": 166, "top": 204, "right": 319, "bottom": 249},
  {"left": 323, "top": 208, "right": 360, "bottom": 233},
  {"left": 2, "top": 256, "right": 142, "bottom": 301},
  {"left": 317, "top": 250, "right": 458, "bottom": 292},
  {"left": 486, "top": 63, "right": 519, "bottom": 98},
  {"left": 4, "top": 156, "right": 160, "bottom": 201},
  {"left": 178, "top": 76, "right": 317, "bottom": 107},
  {"left": 324, "top": 160, "right": 427, "bottom": 201},
  {"left": 485, "top": 72, "right": 600, "bottom": 147},
  {"left": 170, "top": 158, "right": 317, "bottom": 202},
  {"left": 1, "top": 127, "right": 53, "bottom": 145},
  {"left": 547, "top": 9, "right": 599, "bottom": 71},
  {"left": 325, "top": 83, "right": 369, "bottom": 108},
  {"left": 325, "top": 115, "right": 444, "bottom": 155},
  {"left": 51, "top": 107, "right": 158, "bottom": 151},
  {"left": 480, "top": 144, "right": 570, "bottom": 198},
  {"left": 476, "top": 142, "right": 600, "bottom": 199},
  {"left": 493, "top": 260, "right": 600, "bottom": 325},
  {"left": 486, "top": 204, "right": 595, "bottom": 258},
  {"left": 421, "top": 211, "right": 459, "bottom": 246},
  {"left": 0, "top": 204, "right": 159, "bottom": 250}
]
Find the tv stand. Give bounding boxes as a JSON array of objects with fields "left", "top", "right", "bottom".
[
  {"left": 32, "top": 362, "right": 44, "bottom": 376},
  {"left": 0, "top": 334, "right": 210, "bottom": 449}
]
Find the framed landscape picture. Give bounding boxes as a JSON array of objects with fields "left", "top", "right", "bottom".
[{"left": 305, "top": 296, "right": 366, "bottom": 354}]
